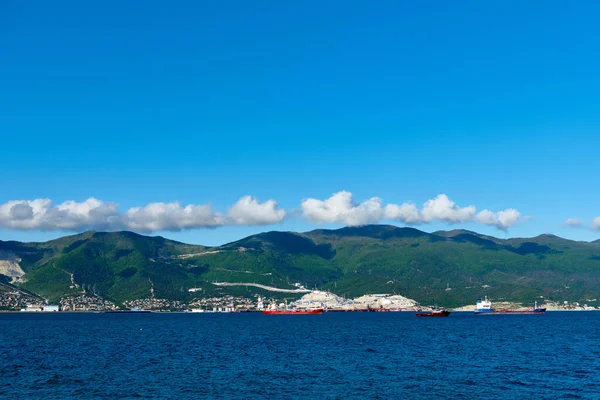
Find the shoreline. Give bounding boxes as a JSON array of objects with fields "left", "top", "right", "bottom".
[{"left": 1, "top": 308, "right": 598, "bottom": 314}]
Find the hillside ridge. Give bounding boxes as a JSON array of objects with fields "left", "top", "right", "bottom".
[{"left": 1, "top": 225, "right": 599, "bottom": 307}]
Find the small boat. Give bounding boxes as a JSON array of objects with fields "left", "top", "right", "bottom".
[{"left": 416, "top": 308, "right": 450, "bottom": 317}]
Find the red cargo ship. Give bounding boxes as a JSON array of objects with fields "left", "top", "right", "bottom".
[
  {"left": 416, "top": 309, "right": 450, "bottom": 317},
  {"left": 262, "top": 309, "right": 323, "bottom": 315}
]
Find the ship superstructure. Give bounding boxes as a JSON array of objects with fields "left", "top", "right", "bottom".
[{"left": 475, "top": 296, "right": 494, "bottom": 314}]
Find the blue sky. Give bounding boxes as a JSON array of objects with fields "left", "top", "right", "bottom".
[{"left": 1, "top": 1, "right": 599, "bottom": 245}]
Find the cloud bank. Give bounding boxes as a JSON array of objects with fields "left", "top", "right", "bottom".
[
  {"left": 0, "top": 192, "right": 524, "bottom": 232},
  {"left": 301, "top": 192, "right": 522, "bottom": 230},
  {"left": 0, "top": 196, "right": 285, "bottom": 232},
  {"left": 593, "top": 217, "right": 600, "bottom": 230}
]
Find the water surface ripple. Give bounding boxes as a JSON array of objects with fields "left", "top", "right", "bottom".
[{"left": 1, "top": 312, "right": 599, "bottom": 399}]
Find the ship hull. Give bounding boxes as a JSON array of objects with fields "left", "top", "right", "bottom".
[
  {"left": 475, "top": 309, "right": 546, "bottom": 315},
  {"left": 262, "top": 309, "right": 323, "bottom": 315},
  {"left": 416, "top": 311, "right": 450, "bottom": 317}
]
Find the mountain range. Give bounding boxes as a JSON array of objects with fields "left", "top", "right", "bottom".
[{"left": 1, "top": 225, "right": 599, "bottom": 306}]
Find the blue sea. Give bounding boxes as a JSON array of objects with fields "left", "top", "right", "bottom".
[{"left": 1, "top": 312, "right": 599, "bottom": 399}]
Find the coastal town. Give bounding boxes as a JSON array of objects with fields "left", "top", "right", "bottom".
[{"left": 1, "top": 286, "right": 597, "bottom": 313}]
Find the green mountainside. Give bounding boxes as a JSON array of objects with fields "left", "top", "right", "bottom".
[{"left": 1, "top": 225, "right": 599, "bottom": 306}]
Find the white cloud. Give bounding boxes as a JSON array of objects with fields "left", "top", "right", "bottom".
[
  {"left": 563, "top": 218, "right": 584, "bottom": 228},
  {"left": 125, "top": 202, "right": 224, "bottom": 232},
  {"left": 0, "top": 196, "right": 285, "bottom": 232},
  {"left": 383, "top": 203, "right": 421, "bottom": 224},
  {"left": 301, "top": 191, "right": 522, "bottom": 229},
  {"left": 301, "top": 191, "right": 385, "bottom": 226},
  {"left": 227, "top": 196, "right": 286, "bottom": 225},
  {"left": 421, "top": 194, "right": 476, "bottom": 223},
  {"left": 476, "top": 209, "right": 521, "bottom": 230},
  {"left": 563, "top": 217, "right": 600, "bottom": 230},
  {"left": 0, "top": 198, "right": 121, "bottom": 230}
]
